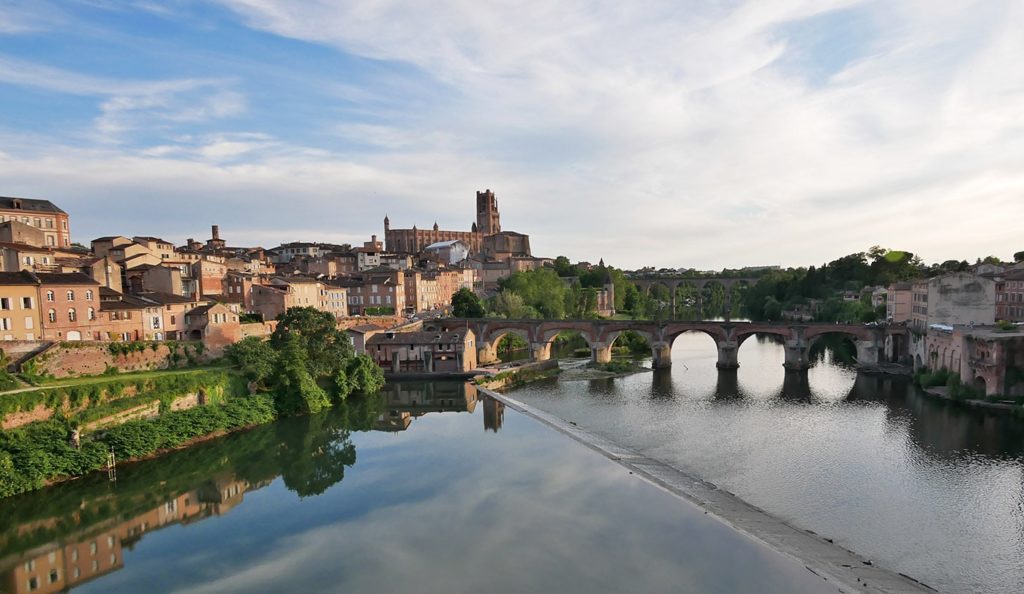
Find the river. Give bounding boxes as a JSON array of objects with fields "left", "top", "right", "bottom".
[
  {"left": 0, "top": 381, "right": 832, "bottom": 594},
  {"left": 510, "top": 332, "right": 1024, "bottom": 594}
]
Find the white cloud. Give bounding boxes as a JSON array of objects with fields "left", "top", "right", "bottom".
[{"left": 2, "top": 1, "right": 1023, "bottom": 267}]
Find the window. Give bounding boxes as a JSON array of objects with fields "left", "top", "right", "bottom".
[
  {"left": 71, "top": 550, "right": 78, "bottom": 562},
  {"left": 66, "top": 290, "right": 74, "bottom": 301},
  {"left": 1, "top": 318, "right": 11, "bottom": 331},
  {"left": 25, "top": 317, "right": 33, "bottom": 329},
  {"left": 46, "top": 290, "right": 54, "bottom": 302},
  {"left": 85, "top": 290, "right": 93, "bottom": 301},
  {"left": 88, "top": 308, "right": 96, "bottom": 321},
  {"left": 21, "top": 296, "right": 32, "bottom": 309},
  {"left": 45, "top": 218, "right": 53, "bottom": 229},
  {"left": 170, "top": 314, "right": 176, "bottom": 325},
  {"left": 48, "top": 309, "right": 56, "bottom": 323},
  {"left": 48, "top": 570, "right": 58, "bottom": 584},
  {"left": 0, "top": 298, "right": 9, "bottom": 310},
  {"left": 27, "top": 576, "right": 38, "bottom": 591},
  {"left": 89, "top": 542, "right": 97, "bottom": 555},
  {"left": 34, "top": 217, "right": 41, "bottom": 227},
  {"left": 68, "top": 309, "right": 76, "bottom": 322}
]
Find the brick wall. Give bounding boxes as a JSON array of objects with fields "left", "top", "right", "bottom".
[{"left": 33, "top": 342, "right": 210, "bottom": 378}]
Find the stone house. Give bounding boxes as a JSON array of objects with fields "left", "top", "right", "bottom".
[
  {"left": 0, "top": 271, "right": 43, "bottom": 341},
  {"left": 38, "top": 272, "right": 103, "bottom": 341},
  {"left": 0, "top": 196, "right": 71, "bottom": 247},
  {"left": 366, "top": 329, "right": 477, "bottom": 373},
  {"left": 184, "top": 303, "right": 241, "bottom": 353}
]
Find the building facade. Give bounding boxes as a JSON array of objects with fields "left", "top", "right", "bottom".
[{"left": 0, "top": 197, "right": 71, "bottom": 247}]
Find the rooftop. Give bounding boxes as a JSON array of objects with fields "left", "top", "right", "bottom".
[
  {"left": 367, "top": 330, "right": 470, "bottom": 346},
  {"left": 0, "top": 197, "right": 67, "bottom": 214}
]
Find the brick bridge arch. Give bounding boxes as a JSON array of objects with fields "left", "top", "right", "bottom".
[{"left": 440, "top": 319, "right": 901, "bottom": 372}]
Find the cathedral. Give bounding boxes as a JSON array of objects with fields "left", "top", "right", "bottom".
[{"left": 384, "top": 190, "right": 531, "bottom": 260}]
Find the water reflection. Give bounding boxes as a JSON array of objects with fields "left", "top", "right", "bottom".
[
  {"left": 512, "top": 333, "right": 1024, "bottom": 593},
  {"left": 0, "top": 381, "right": 831, "bottom": 594}
]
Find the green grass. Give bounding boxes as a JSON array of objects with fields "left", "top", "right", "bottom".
[{"left": 4, "top": 365, "right": 230, "bottom": 393}]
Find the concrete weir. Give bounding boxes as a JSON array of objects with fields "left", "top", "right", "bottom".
[{"left": 480, "top": 387, "right": 936, "bottom": 594}]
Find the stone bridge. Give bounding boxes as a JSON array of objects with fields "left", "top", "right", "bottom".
[
  {"left": 433, "top": 318, "right": 908, "bottom": 371},
  {"left": 626, "top": 276, "right": 759, "bottom": 319}
]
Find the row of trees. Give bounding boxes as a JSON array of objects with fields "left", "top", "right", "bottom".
[
  {"left": 226, "top": 307, "right": 385, "bottom": 414},
  {"left": 451, "top": 246, "right": 1024, "bottom": 324}
]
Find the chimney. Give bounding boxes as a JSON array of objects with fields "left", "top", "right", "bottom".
[{"left": 211, "top": 225, "right": 220, "bottom": 240}]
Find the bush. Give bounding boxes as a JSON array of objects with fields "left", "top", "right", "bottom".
[{"left": 0, "top": 395, "right": 279, "bottom": 499}]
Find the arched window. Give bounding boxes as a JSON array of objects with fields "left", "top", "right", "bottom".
[
  {"left": 88, "top": 307, "right": 96, "bottom": 321},
  {"left": 48, "top": 309, "right": 56, "bottom": 323},
  {"left": 68, "top": 308, "right": 76, "bottom": 322},
  {"left": 85, "top": 290, "right": 93, "bottom": 301},
  {"left": 46, "top": 291, "right": 54, "bottom": 302},
  {"left": 66, "top": 290, "right": 74, "bottom": 301}
]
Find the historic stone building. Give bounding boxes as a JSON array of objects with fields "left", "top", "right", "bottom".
[{"left": 384, "top": 189, "right": 530, "bottom": 258}]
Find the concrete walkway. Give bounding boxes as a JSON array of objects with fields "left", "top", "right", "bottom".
[{"left": 481, "top": 387, "right": 937, "bottom": 594}]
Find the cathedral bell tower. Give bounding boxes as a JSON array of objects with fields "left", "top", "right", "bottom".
[{"left": 476, "top": 189, "right": 500, "bottom": 235}]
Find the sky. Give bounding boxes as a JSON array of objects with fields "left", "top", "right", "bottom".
[{"left": 0, "top": 0, "right": 1022, "bottom": 270}]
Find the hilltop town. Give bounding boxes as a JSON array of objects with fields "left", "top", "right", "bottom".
[{"left": 0, "top": 191, "right": 1022, "bottom": 398}]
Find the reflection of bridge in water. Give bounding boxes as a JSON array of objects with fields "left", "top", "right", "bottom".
[{"left": 435, "top": 319, "right": 909, "bottom": 372}]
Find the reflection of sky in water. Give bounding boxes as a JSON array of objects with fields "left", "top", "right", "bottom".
[
  {"left": 514, "top": 334, "right": 1024, "bottom": 594},
  {"left": 64, "top": 402, "right": 829, "bottom": 594}
]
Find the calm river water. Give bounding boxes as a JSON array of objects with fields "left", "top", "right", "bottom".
[
  {"left": 511, "top": 333, "right": 1024, "bottom": 594},
  {"left": 0, "top": 381, "right": 831, "bottom": 594}
]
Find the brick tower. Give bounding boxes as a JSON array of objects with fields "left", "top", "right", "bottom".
[{"left": 476, "top": 189, "right": 501, "bottom": 235}]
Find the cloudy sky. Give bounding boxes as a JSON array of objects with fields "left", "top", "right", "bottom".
[{"left": 0, "top": 0, "right": 1021, "bottom": 269}]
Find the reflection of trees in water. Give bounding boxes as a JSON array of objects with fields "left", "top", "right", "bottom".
[
  {"left": 0, "top": 393, "right": 386, "bottom": 561},
  {"left": 808, "top": 334, "right": 856, "bottom": 367},
  {"left": 277, "top": 412, "right": 357, "bottom": 498}
]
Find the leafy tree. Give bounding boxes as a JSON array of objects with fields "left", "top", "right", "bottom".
[
  {"left": 499, "top": 268, "right": 568, "bottom": 319},
  {"left": 451, "top": 288, "right": 486, "bottom": 318},
  {"left": 1015, "top": 250, "right": 1024, "bottom": 263},
  {"left": 346, "top": 354, "right": 386, "bottom": 395},
  {"left": 762, "top": 297, "right": 783, "bottom": 321},
  {"left": 492, "top": 291, "right": 538, "bottom": 319},
  {"left": 272, "top": 334, "right": 331, "bottom": 415},
  {"left": 271, "top": 307, "right": 353, "bottom": 379},
  {"left": 225, "top": 337, "right": 277, "bottom": 388}
]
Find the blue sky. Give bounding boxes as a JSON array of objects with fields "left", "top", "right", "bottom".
[{"left": 1, "top": 0, "right": 1022, "bottom": 269}]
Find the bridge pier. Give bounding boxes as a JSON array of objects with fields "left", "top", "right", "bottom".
[
  {"left": 716, "top": 340, "right": 739, "bottom": 369},
  {"left": 855, "top": 339, "right": 881, "bottom": 368},
  {"left": 783, "top": 340, "right": 810, "bottom": 371},
  {"left": 478, "top": 341, "right": 499, "bottom": 366},
  {"left": 651, "top": 342, "right": 672, "bottom": 369},
  {"left": 592, "top": 342, "right": 613, "bottom": 365},
  {"left": 531, "top": 342, "right": 552, "bottom": 362}
]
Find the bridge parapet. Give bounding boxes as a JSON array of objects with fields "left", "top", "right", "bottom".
[{"left": 436, "top": 319, "right": 907, "bottom": 370}]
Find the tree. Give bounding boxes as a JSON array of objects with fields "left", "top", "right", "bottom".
[
  {"left": 762, "top": 297, "right": 783, "bottom": 321},
  {"left": 225, "top": 337, "right": 277, "bottom": 388},
  {"left": 1015, "top": 250, "right": 1024, "bottom": 263},
  {"left": 271, "top": 307, "right": 353, "bottom": 379},
  {"left": 271, "top": 334, "right": 330, "bottom": 415},
  {"left": 451, "top": 288, "right": 485, "bottom": 318}
]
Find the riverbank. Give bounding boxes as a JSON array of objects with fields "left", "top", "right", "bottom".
[
  {"left": 478, "top": 386, "right": 936, "bottom": 594},
  {"left": 920, "top": 386, "right": 1023, "bottom": 416}
]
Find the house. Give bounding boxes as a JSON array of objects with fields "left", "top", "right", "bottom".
[
  {"left": 184, "top": 303, "right": 241, "bottom": 352},
  {"left": 911, "top": 273, "right": 996, "bottom": 331},
  {"left": 423, "top": 240, "right": 470, "bottom": 265},
  {"left": 37, "top": 272, "right": 103, "bottom": 341},
  {"left": 0, "top": 196, "right": 71, "bottom": 247},
  {"left": 366, "top": 329, "right": 477, "bottom": 373},
  {"left": 0, "top": 271, "right": 42, "bottom": 341}
]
